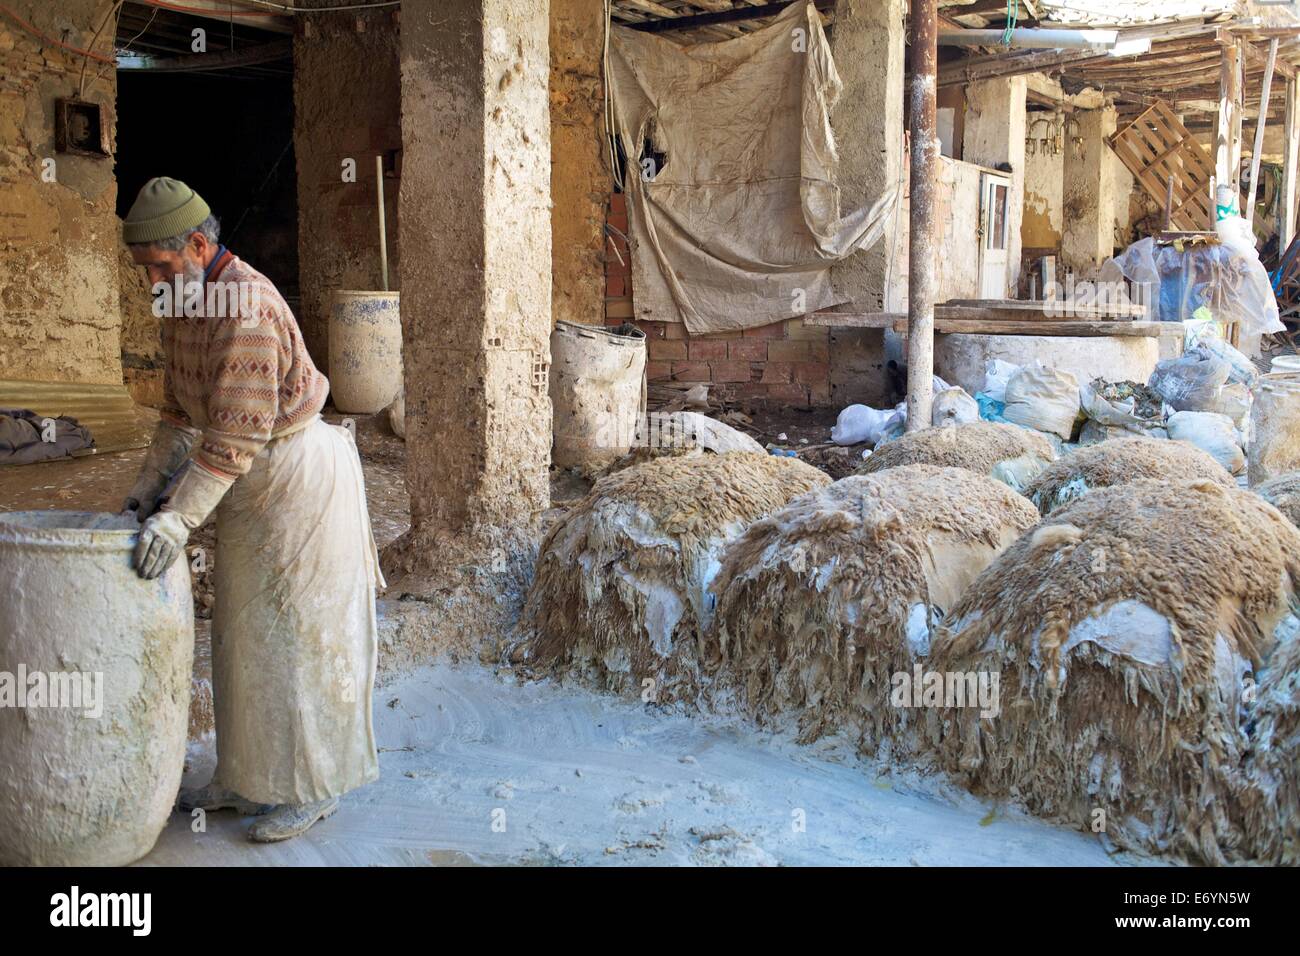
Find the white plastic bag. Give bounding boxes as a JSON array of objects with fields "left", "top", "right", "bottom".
[
  {"left": 1149, "top": 346, "right": 1232, "bottom": 412},
  {"left": 831, "top": 403, "right": 905, "bottom": 446},
  {"left": 1002, "top": 363, "right": 1081, "bottom": 440},
  {"left": 982, "top": 359, "right": 1019, "bottom": 404},
  {"left": 932, "top": 387, "right": 979, "bottom": 427},
  {"left": 1168, "top": 410, "right": 1245, "bottom": 474}
]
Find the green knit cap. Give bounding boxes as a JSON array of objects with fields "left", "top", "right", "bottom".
[{"left": 123, "top": 177, "right": 211, "bottom": 244}]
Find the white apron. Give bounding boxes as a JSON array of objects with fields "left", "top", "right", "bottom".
[{"left": 211, "top": 417, "right": 382, "bottom": 804}]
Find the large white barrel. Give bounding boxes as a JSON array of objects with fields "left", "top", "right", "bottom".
[
  {"left": 0, "top": 512, "right": 194, "bottom": 866},
  {"left": 550, "top": 321, "right": 647, "bottom": 470},
  {"left": 1250, "top": 373, "right": 1300, "bottom": 486},
  {"left": 328, "top": 290, "right": 402, "bottom": 414}
]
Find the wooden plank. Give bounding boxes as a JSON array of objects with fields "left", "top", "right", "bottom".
[
  {"left": 804, "top": 312, "right": 900, "bottom": 328},
  {"left": 893, "top": 319, "right": 1169, "bottom": 337},
  {"left": 1109, "top": 100, "right": 1213, "bottom": 230},
  {"left": 941, "top": 298, "right": 1147, "bottom": 318},
  {"left": 1282, "top": 74, "right": 1300, "bottom": 249}
]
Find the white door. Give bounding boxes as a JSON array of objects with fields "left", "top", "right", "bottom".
[{"left": 978, "top": 173, "right": 1011, "bottom": 299}]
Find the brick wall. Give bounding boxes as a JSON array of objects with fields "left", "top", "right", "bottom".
[{"left": 603, "top": 193, "right": 834, "bottom": 408}]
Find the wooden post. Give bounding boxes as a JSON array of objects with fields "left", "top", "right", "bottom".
[
  {"left": 1246, "top": 38, "right": 1278, "bottom": 227},
  {"left": 906, "top": 0, "right": 938, "bottom": 432},
  {"left": 1282, "top": 74, "right": 1300, "bottom": 250},
  {"left": 1216, "top": 37, "right": 1242, "bottom": 201}
]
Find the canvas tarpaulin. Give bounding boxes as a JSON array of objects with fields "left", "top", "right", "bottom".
[{"left": 608, "top": 1, "right": 896, "bottom": 335}]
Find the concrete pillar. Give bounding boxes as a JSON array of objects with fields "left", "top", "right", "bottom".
[
  {"left": 827, "top": 0, "right": 905, "bottom": 407},
  {"left": 1061, "top": 106, "right": 1118, "bottom": 277},
  {"left": 963, "top": 76, "right": 1027, "bottom": 296},
  {"left": 387, "top": 0, "right": 552, "bottom": 583},
  {"left": 550, "top": 0, "right": 607, "bottom": 327}
]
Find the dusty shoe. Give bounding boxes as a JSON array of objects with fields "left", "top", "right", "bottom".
[
  {"left": 247, "top": 797, "right": 339, "bottom": 843},
  {"left": 176, "top": 783, "right": 272, "bottom": 815}
]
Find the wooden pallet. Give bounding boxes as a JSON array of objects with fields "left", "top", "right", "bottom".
[{"left": 1109, "top": 100, "right": 1215, "bottom": 232}]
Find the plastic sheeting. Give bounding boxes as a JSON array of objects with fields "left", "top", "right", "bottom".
[
  {"left": 1102, "top": 237, "right": 1283, "bottom": 336},
  {"left": 607, "top": 1, "right": 895, "bottom": 334}
]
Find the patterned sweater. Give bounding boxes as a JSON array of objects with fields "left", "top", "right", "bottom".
[{"left": 161, "top": 251, "right": 328, "bottom": 482}]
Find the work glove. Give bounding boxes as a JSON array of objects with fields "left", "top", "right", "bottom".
[
  {"left": 122, "top": 421, "right": 200, "bottom": 521},
  {"left": 133, "top": 461, "right": 231, "bottom": 580}
]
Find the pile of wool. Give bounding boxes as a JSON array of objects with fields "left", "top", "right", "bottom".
[
  {"left": 521, "top": 451, "right": 829, "bottom": 705},
  {"left": 706, "top": 465, "right": 1040, "bottom": 755},
  {"left": 1022, "top": 437, "right": 1233, "bottom": 516},
  {"left": 1255, "top": 472, "right": 1300, "bottom": 528},
  {"left": 929, "top": 479, "right": 1300, "bottom": 863},
  {"left": 1238, "top": 614, "right": 1300, "bottom": 864},
  {"left": 858, "top": 421, "right": 1057, "bottom": 491},
  {"left": 587, "top": 411, "right": 765, "bottom": 479}
]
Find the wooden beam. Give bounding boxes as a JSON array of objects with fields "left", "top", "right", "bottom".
[
  {"left": 1246, "top": 38, "right": 1279, "bottom": 225},
  {"left": 623, "top": 0, "right": 835, "bottom": 32},
  {"left": 1217, "top": 38, "right": 1243, "bottom": 192},
  {"left": 894, "top": 318, "right": 1169, "bottom": 337},
  {"left": 1282, "top": 74, "right": 1300, "bottom": 249},
  {"left": 908, "top": 0, "right": 939, "bottom": 433}
]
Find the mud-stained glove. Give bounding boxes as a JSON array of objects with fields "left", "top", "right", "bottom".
[
  {"left": 133, "top": 462, "right": 231, "bottom": 580},
  {"left": 122, "top": 421, "right": 201, "bottom": 521}
]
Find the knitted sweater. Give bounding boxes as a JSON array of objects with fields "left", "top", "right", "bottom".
[{"left": 160, "top": 252, "right": 328, "bottom": 482}]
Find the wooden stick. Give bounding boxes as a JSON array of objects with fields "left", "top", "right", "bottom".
[
  {"left": 375, "top": 154, "right": 389, "bottom": 293},
  {"left": 1246, "top": 38, "right": 1279, "bottom": 226}
]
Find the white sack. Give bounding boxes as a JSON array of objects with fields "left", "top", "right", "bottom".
[{"left": 1002, "top": 363, "right": 1081, "bottom": 440}]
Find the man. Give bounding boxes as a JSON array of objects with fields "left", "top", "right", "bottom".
[{"left": 121, "top": 177, "right": 381, "bottom": 842}]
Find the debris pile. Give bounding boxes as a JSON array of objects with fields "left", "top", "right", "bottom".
[
  {"left": 929, "top": 479, "right": 1300, "bottom": 863},
  {"left": 707, "top": 466, "right": 1039, "bottom": 756}
]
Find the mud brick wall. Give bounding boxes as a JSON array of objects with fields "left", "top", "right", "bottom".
[{"left": 0, "top": 0, "right": 123, "bottom": 386}]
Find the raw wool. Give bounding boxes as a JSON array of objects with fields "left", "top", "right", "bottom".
[
  {"left": 858, "top": 422, "right": 1058, "bottom": 491},
  {"left": 929, "top": 479, "right": 1300, "bottom": 864},
  {"left": 582, "top": 412, "right": 765, "bottom": 480},
  {"left": 706, "top": 466, "right": 1040, "bottom": 757},
  {"left": 519, "top": 452, "right": 830, "bottom": 706},
  {"left": 1023, "top": 437, "right": 1233, "bottom": 516},
  {"left": 1255, "top": 472, "right": 1300, "bottom": 528},
  {"left": 1240, "top": 614, "right": 1300, "bottom": 864}
]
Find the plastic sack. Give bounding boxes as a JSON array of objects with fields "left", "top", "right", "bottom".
[
  {"left": 1148, "top": 346, "right": 1232, "bottom": 412},
  {"left": 831, "top": 403, "right": 905, "bottom": 446},
  {"left": 932, "top": 387, "right": 979, "bottom": 427},
  {"left": 1168, "top": 410, "right": 1245, "bottom": 474},
  {"left": 982, "top": 359, "right": 1020, "bottom": 404},
  {"left": 1184, "top": 318, "right": 1260, "bottom": 390},
  {"left": 1214, "top": 213, "right": 1257, "bottom": 258},
  {"left": 1002, "top": 363, "right": 1081, "bottom": 440},
  {"left": 1103, "top": 236, "right": 1283, "bottom": 336}
]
